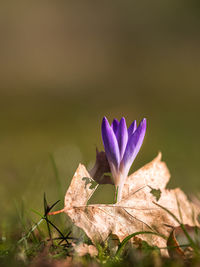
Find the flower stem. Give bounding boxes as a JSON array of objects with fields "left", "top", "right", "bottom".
[
  {"left": 116, "top": 185, "right": 122, "bottom": 202},
  {"left": 114, "top": 186, "right": 119, "bottom": 203},
  {"left": 115, "top": 179, "right": 126, "bottom": 202}
]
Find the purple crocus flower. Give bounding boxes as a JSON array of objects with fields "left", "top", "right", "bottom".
[{"left": 101, "top": 117, "right": 146, "bottom": 202}]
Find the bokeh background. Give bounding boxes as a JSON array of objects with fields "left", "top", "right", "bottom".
[{"left": 1, "top": 1, "right": 200, "bottom": 228}]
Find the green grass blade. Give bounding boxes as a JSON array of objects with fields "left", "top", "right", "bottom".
[
  {"left": 115, "top": 231, "right": 165, "bottom": 257},
  {"left": 31, "top": 208, "right": 44, "bottom": 218},
  {"left": 18, "top": 218, "right": 44, "bottom": 244},
  {"left": 49, "top": 153, "right": 63, "bottom": 202}
]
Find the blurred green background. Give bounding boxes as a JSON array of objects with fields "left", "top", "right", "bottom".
[{"left": 0, "top": 1, "right": 200, "bottom": 228}]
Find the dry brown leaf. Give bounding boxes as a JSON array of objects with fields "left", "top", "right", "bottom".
[
  {"left": 64, "top": 153, "right": 200, "bottom": 256},
  {"left": 73, "top": 243, "right": 98, "bottom": 257},
  {"left": 167, "top": 227, "right": 185, "bottom": 258},
  {"left": 89, "top": 148, "right": 113, "bottom": 185},
  {"left": 167, "top": 225, "right": 199, "bottom": 259}
]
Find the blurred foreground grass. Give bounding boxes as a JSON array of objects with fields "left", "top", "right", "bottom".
[{"left": 1, "top": 193, "right": 200, "bottom": 267}]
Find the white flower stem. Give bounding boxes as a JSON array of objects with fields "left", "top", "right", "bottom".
[{"left": 113, "top": 170, "right": 127, "bottom": 203}]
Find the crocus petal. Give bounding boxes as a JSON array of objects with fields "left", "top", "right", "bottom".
[
  {"left": 101, "top": 117, "right": 120, "bottom": 169},
  {"left": 111, "top": 119, "right": 119, "bottom": 135},
  {"left": 122, "top": 118, "right": 146, "bottom": 173},
  {"left": 116, "top": 117, "right": 128, "bottom": 160},
  {"left": 128, "top": 120, "right": 137, "bottom": 137}
]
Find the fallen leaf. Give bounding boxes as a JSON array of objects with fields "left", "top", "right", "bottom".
[
  {"left": 73, "top": 243, "right": 98, "bottom": 257},
  {"left": 64, "top": 153, "right": 200, "bottom": 256},
  {"left": 167, "top": 225, "right": 198, "bottom": 259},
  {"left": 89, "top": 148, "right": 113, "bottom": 185},
  {"left": 167, "top": 227, "right": 185, "bottom": 258}
]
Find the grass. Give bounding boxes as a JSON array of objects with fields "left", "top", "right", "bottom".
[
  {"left": 1, "top": 192, "right": 200, "bottom": 266},
  {"left": 1, "top": 212, "right": 200, "bottom": 267},
  {"left": 1, "top": 156, "right": 200, "bottom": 266}
]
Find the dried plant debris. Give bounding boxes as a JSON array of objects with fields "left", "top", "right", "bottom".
[
  {"left": 89, "top": 148, "right": 113, "bottom": 185},
  {"left": 167, "top": 225, "right": 199, "bottom": 259},
  {"left": 73, "top": 243, "right": 98, "bottom": 257},
  {"left": 64, "top": 153, "right": 200, "bottom": 256}
]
